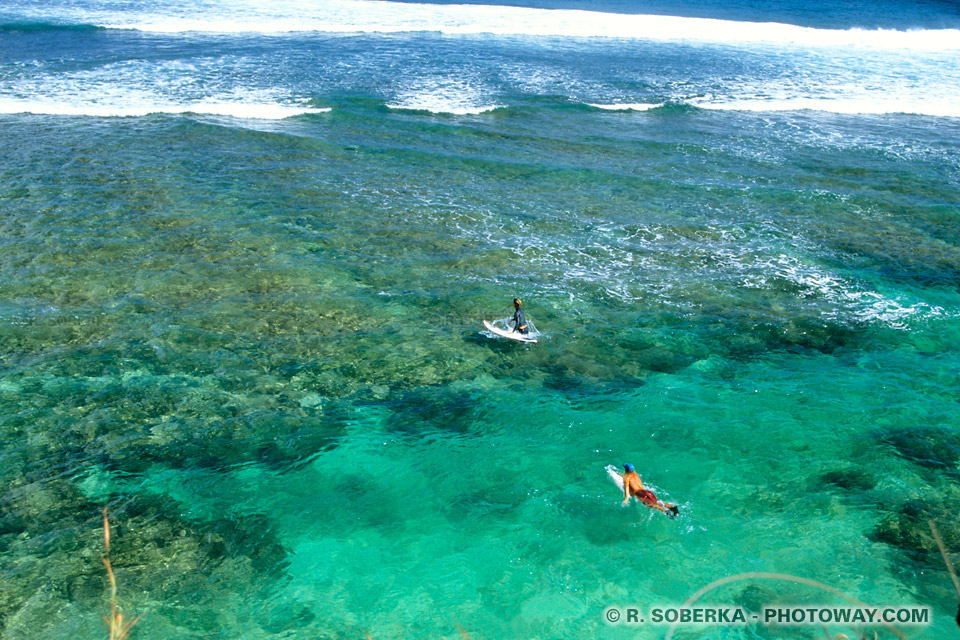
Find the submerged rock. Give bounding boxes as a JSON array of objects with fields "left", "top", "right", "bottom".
[
  {"left": 870, "top": 498, "right": 960, "bottom": 562},
  {"left": 0, "top": 481, "right": 290, "bottom": 638},
  {"left": 753, "top": 318, "right": 859, "bottom": 355},
  {"left": 816, "top": 468, "right": 877, "bottom": 492},
  {"left": 878, "top": 426, "right": 960, "bottom": 474},
  {"left": 384, "top": 386, "right": 484, "bottom": 436}
]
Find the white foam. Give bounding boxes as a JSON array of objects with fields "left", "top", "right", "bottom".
[
  {"left": 386, "top": 79, "right": 501, "bottom": 115},
  {"left": 0, "top": 58, "right": 329, "bottom": 120},
  {"left": 588, "top": 102, "right": 662, "bottom": 111},
  {"left": 0, "top": 98, "right": 329, "bottom": 119},
  {"left": 743, "top": 253, "right": 945, "bottom": 328},
  {"left": 82, "top": 0, "right": 960, "bottom": 52},
  {"left": 385, "top": 100, "right": 500, "bottom": 115},
  {"left": 693, "top": 97, "right": 960, "bottom": 119}
]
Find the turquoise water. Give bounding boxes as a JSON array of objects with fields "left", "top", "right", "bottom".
[{"left": 3, "top": 2, "right": 960, "bottom": 639}]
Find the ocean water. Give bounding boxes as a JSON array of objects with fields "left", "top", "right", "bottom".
[{"left": 2, "top": 1, "right": 960, "bottom": 638}]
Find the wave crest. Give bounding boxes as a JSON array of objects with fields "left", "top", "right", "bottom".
[
  {"left": 33, "top": 0, "right": 960, "bottom": 51},
  {"left": 0, "top": 98, "right": 329, "bottom": 119}
]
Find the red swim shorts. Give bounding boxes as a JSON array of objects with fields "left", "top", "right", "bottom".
[{"left": 636, "top": 489, "right": 657, "bottom": 505}]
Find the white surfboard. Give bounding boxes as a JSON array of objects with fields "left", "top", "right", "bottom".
[
  {"left": 607, "top": 464, "right": 679, "bottom": 516},
  {"left": 606, "top": 464, "right": 629, "bottom": 497},
  {"left": 483, "top": 320, "right": 538, "bottom": 343}
]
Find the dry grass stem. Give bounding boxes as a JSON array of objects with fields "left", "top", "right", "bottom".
[{"left": 102, "top": 507, "right": 140, "bottom": 640}]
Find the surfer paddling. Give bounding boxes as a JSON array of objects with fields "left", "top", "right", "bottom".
[
  {"left": 510, "top": 298, "right": 529, "bottom": 336},
  {"left": 621, "top": 463, "right": 680, "bottom": 517}
]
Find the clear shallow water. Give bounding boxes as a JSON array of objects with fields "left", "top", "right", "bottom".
[{"left": 2, "top": 1, "right": 960, "bottom": 639}]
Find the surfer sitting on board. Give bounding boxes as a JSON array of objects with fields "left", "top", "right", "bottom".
[
  {"left": 510, "top": 298, "right": 529, "bottom": 335},
  {"left": 622, "top": 463, "right": 680, "bottom": 517}
]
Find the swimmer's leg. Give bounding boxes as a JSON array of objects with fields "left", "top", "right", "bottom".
[
  {"left": 646, "top": 497, "right": 679, "bottom": 517},
  {"left": 638, "top": 492, "right": 667, "bottom": 514}
]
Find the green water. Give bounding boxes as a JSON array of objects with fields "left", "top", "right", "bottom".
[{"left": 2, "top": 109, "right": 960, "bottom": 639}]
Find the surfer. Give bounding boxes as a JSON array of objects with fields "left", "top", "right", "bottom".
[
  {"left": 621, "top": 463, "right": 680, "bottom": 517},
  {"left": 510, "top": 298, "right": 529, "bottom": 335}
]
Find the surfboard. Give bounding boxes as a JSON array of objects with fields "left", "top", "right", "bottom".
[
  {"left": 605, "top": 464, "right": 629, "bottom": 497},
  {"left": 607, "top": 464, "right": 679, "bottom": 516},
  {"left": 483, "top": 320, "right": 538, "bottom": 343}
]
